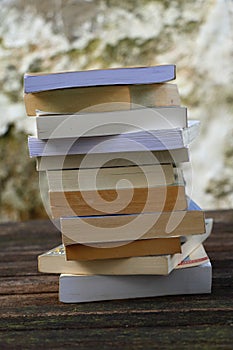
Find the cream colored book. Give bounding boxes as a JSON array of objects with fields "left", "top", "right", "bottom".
[
  {"left": 36, "top": 106, "right": 187, "bottom": 139},
  {"left": 36, "top": 148, "right": 190, "bottom": 171},
  {"left": 38, "top": 218, "right": 213, "bottom": 276},
  {"left": 46, "top": 164, "right": 175, "bottom": 192},
  {"left": 61, "top": 199, "right": 205, "bottom": 245}
]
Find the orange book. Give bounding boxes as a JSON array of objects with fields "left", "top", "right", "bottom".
[
  {"left": 64, "top": 237, "right": 182, "bottom": 261},
  {"left": 24, "top": 83, "right": 180, "bottom": 116},
  {"left": 49, "top": 185, "right": 186, "bottom": 218}
]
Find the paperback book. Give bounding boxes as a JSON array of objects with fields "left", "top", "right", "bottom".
[
  {"left": 24, "top": 83, "right": 181, "bottom": 116},
  {"left": 59, "top": 245, "right": 212, "bottom": 303},
  {"left": 36, "top": 148, "right": 190, "bottom": 171},
  {"left": 35, "top": 106, "right": 187, "bottom": 139},
  {"left": 24, "top": 65, "right": 176, "bottom": 93}
]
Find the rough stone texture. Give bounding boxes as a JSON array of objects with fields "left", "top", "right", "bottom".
[{"left": 0, "top": 0, "right": 232, "bottom": 221}]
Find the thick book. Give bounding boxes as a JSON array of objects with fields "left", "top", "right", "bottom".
[
  {"left": 49, "top": 183, "right": 186, "bottom": 218},
  {"left": 28, "top": 120, "right": 199, "bottom": 157},
  {"left": 24, "top": 65, "right": 176, "bottom": 93},
  {"left": 24, "top": 83, "right": 181, "bottom": 116},
  {"left": 47, "top": 164, "right": 176, "bottom": 192},
  {"left": 38, "top": 218, "right": 213, "bottom": 275},
  {"left": 64, "top": 237, "right": 182, "bottom": 261},
  {"left": 59, "top": 259, "right": 212, "bottom": 303},
  {"left": 61, "top": 199, "right": 205, "bottom": 245},
  {"left": 36, "top": 106, "right": 187, "bottom": 139},
  {"left": 36, "top": 148, "right": 190, "bottom": 171}
]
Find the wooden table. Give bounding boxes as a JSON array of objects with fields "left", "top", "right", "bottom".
[{"left": 0, "top": 210, "right": 232, "bottom": 349}]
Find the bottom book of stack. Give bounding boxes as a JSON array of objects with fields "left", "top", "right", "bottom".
[
  {"left": 60, "top": 253, "right": 211, "bottom": 303},
  {"left": 38, "top": 218, "right": 213, "bottom": 303}
]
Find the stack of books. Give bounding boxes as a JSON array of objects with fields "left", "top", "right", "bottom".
[{"left": 24, "top": 65, "right": 213, "bottom": 303}]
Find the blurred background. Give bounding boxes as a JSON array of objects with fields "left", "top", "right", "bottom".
[{"left": 0, "top": 0, "right": 232, "bottom": 222}]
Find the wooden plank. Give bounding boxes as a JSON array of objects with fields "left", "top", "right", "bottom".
[
  {"left": 1, "top": 326, "right": 232, "bottom": 350},
  {"left": 0, "top": 210, "right": 232, "bottom": 349}
]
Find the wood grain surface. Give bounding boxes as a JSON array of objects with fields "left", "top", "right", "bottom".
[{"left": 0, "top": 210, "right": 232, "bottom": 349}]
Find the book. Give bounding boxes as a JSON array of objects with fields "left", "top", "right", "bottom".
[
  {"left": 28, "top": 120, "right": 200, "bottom": 157},
  {"left": 59, "top": 259, "right": 212, "bottom": 303},
  {"left": 64, "top": 237, "right": 182, "bottom": 261},
  {"left": 49, "top": 183, "right": 187, "bottom": 218},
  {"left": 35, "top": 106, "right": 187, "bottom": 139},
  {"left": 61, "top": 199, "right": 205, "bottom": 245},
  {"left": 24, "top": 83, "right": 181, "bottom": 116},
  {"left": 38, "top": 218, "right": 213, "bottom": 275},
  {"left": 46, "top": 164, "right": 176, "bottom": 192},
  {"left": 24, "top": 65, "right": 176, "bottom": 93},
  {"left": 36, "top": 148, "right": 190, "bottom": 171}
]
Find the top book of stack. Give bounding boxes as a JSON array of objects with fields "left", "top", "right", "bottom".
[
  {"left": 24, "top": 65, "right": 178, "bottom": 116},
  {"left": 24, "top": 65, "right": 176, "bottom": 93}
]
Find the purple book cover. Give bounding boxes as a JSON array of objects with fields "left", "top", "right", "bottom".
[{"left": 24, "top": 65, "right": 176, "bottom": 93}]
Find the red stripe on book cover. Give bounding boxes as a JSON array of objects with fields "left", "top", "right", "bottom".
[{"left": 178, "top": 256, "right": 209, "bottom": 267}]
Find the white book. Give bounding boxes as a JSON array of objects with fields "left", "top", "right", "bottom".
[
  {"left": 59, "top": 248, "right": 212, "bottom": 303},
  {"left": 36, "top": 148, "right": 190, "bottom": 171},
  {"left": 36, "top": 107, "right": 187, "bottom": 139},
  {"left": 28, "top": 120, "right": 200, "bottom": 157},
  {"left": 38, "top": 218, "right": 213, "bottom": 276}
]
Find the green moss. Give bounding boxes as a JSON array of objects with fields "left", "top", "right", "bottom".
[
  {"left": 105, "top": 0, "right": 155, "bottom": 11},
  {"left": 85, "top": 38, "right": 101, "bottom": 54},
  {"left": 102, "top": 37, "right": 173, "bottom": 67},
  {"left": 66, "top": 48, "right": 82, "bottom": 60},
  {"left": 206, "top": 177, "right": 232, "bottom": 199},
  {"left": 3, "top": 90, "right": 21, "bottom": 104},
  {"left": 0, "top": 125, "right": 47, "bottom": 221},
  {"left": 27, "top": 57, "right": 43, "bottom": 73},
  {"left": 183, "top": 20, "right": 200, "bottom": 33}
]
